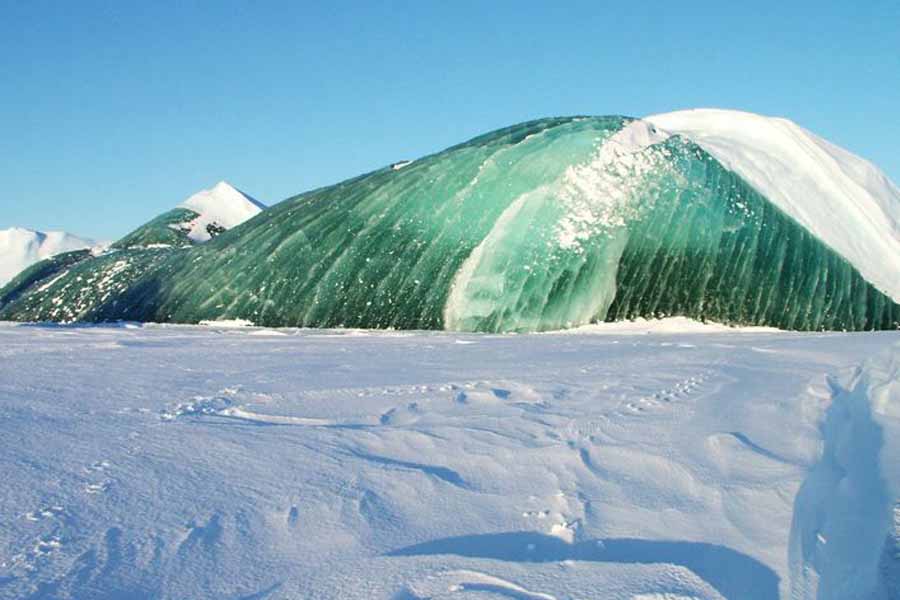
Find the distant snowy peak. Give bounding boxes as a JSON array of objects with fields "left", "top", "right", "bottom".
[
  {"left": 178, "top": 181, "right": 266, "bottom": 243},
  {"left": 0, "top": 227, "right": 102, "bottom": 286},
  {"left": 645, "top": 109, "right": 900, "bottom": 302}
]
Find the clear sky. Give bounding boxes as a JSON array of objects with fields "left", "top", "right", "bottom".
[{"left": 2, "top": 0, "right": 898, "bottom": 240}]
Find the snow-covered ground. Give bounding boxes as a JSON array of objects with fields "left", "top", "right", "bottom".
[{"left": 0, "top": 321, "right": 897, "bottom": 599}]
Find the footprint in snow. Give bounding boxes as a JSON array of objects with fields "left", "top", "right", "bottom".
[
  {"left": 84, "top": 460, "right": 111, "bottom": 473},
  {"left": 616, "top": 371, "right": 714, "bottom": 417},
  {"left": 287, "top": 506, "right": 300, "bottom": 527},
  {"left": 6, "top": 535, "right": 65, "bottom": 575},
  {"left": 23, "top": 506, "right": 65, "bottom": 522},
  {"left": 85, "top": 481, "right": 111, "bottom": 495}
]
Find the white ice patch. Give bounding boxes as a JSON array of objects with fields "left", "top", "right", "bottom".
[
  {"left": 556, "top": 120, "right": 674, "bottom": 251},
  {"left": 35, "top": 270, "right": 70, "bottom": 293}
]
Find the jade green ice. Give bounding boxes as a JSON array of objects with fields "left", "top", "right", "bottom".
[{"left": 2, "top": 113, "right": 899, "bottom": 332}]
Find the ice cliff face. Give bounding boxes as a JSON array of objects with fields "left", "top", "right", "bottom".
[{"left": 1, "top": 112, "right": 898, "bottom": 331}]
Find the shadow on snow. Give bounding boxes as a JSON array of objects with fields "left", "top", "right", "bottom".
[{"left": 388, "top": 531, "right": 779, "bottom": 599}]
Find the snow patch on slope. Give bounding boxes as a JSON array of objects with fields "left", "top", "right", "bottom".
[
  {"left": 646, "top": 109, "right": 900, "bottom": 302},
  {"left": 0, "top": 228, "right": 102, "bottom": 286},
  {"left": 178, "top": 181, "right": 266, "bottom": 243}
]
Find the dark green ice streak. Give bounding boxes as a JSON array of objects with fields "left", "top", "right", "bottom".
[
  {"left": 0, "top": 116, "right": 897, "bottom": 331},
  {"left": 605, "top": 140, "right": 900, "bottom": 331},
  {"left": 106, "top": 117, "right": 618, "bottom": 328}
]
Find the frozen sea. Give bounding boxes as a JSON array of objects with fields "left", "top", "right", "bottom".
[{"left": 0, "top": 320, "right": 897, "bottom": 599}]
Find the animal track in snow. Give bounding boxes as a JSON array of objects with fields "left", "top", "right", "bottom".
[
  {"left": 178, "top": 514, "right": 224, "bottom": 554},
  {"left": 520, "top": 491, "right": 585, "bottom": 544},
  {"left": 617, "top": 370, "right": 717, "bottom": 417},
  {"left": 5, "top": 536, "right": 64, "bottom": 575},
  {"left": 23, "top": 506, "right": 64, "bottom": 522},
  {"left": 522, "top": 510, "right": 550, "bottom": 519},
  {"left": 84, "top": 460, "right": 111, "bottom": 473},
  {"left": 85, "top": 481, "right": 111, "bottom": 494}
]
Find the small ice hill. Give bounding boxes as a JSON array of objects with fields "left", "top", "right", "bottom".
[
  {"left": 0, "top": 228, "right": 101, "bottom": 286},
  {"left": 1, "top": 111, "right": 898, "bottom": 331},
  {"left": 180, "top": 181, "right": 267, "bottom": 243},
  {"left": 113, "top": 181, "right": 266, "bottom": 248}
]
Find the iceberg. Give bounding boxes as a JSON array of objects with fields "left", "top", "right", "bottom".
[{"left": 1, "top": 112, "right": 898, "bottom": 331}]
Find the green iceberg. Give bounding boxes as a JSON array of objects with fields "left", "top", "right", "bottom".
[{"left": 2, "top": 116, "right": 898, "bottom": 331}]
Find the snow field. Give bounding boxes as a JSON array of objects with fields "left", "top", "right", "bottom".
[{"left": 0, "top": 322, "right": 896, "bottom": 599}]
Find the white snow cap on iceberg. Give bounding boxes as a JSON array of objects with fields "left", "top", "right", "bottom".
[
  {"left": 645, "top": 109, "right": 900, "bottom": 302},
  {"left": 0, "top": 227, "right": 103, "bottom": 286},
  {"left": 178, "top": 181, "right": 266, "bottom": 243}
]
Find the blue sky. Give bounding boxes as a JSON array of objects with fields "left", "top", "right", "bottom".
[{"left": 2, "top": 0, "right": 898, "bottom": 240}]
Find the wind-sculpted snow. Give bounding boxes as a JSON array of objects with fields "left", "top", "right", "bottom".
[
  {"left": 0, "top": 322, "right": 897, "bottom": 598},
  {"left": 1, "top": 115, "right": 898, "bottom": 331},
  {"left": 789, "top": 340, "right": 900, "bottom": 598}
]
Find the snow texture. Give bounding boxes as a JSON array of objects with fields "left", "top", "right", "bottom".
[
  {"left": 0, "top": 320, "right": 897, "bottom": 599},
  {"left": 647, "top": 109, "right": 900, "bottom": 302},
  {"left": 178, "top": 181, "right": 266, "bottom": 243},
  {"left": 0, "top": 228, "right": 101, "bottom": 286}
]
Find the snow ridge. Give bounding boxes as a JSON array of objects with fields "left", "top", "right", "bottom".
[{"left": 178, "top": 181, "right": 266, "bottom": 243}]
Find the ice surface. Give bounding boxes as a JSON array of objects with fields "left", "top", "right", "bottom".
[
  {"left": 2, "top": 115, "right": 898, "bottom": 331},
  {"left": 0, "top": 321, "right": 897, "bottom": 598},
  {"left": 647, "top": 109, "right": 900, "bottom": 302}
]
